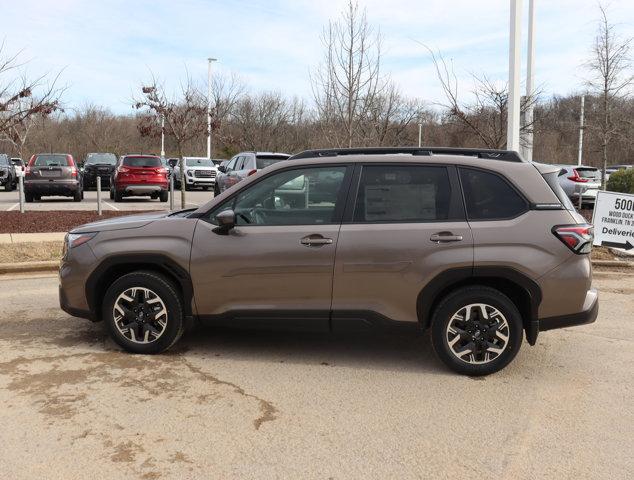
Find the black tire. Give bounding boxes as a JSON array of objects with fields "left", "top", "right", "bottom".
[
  {"left": 203, "top": 186, "right": 209, "bottom": 191},
  {"left": 25, "top": 192, "right": 33, "bottom": 202},
  {"left": 109, "top": 188, "right": 114, "bottom": 200},
  {"left": 73, "top": 190, "right": 82, "bottom": 202},
  {"left": 214, "top": 183, "right": 220, "bottom": 196},
  {"left": 430, "top": 286, "right": 523, "bottom": 376},
  {"left": 6, "top": 181, "right": 14, "bottom": 192},
  {"left": 114, "top": 190, "right": 123, "bottom": 202},
  {"left": 102, "top": 271, "right": 185, "bottom": 354},
  {"left": 34, "top": 195, "right": 41, "bottom": 201},
  {"left": 159, "top": 190, "right": 168, "bottom": 202},
  {"left": 185, "top": 183, "right": 191, "bottom": 191}
]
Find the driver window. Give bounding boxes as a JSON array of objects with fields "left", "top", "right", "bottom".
[{"left": 210, "top": 166, "right": 347, "bottom": 226}]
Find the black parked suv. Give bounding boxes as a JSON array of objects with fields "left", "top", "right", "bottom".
[
  {"left": 0, "top": 154, "right": 17, "bottom": 191},
  {"left": 82, "top": 153, "right": 117, "bottom": 189}
]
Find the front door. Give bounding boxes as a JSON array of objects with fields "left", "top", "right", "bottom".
[
  {"left": 331, "top": 164, "right": 473, "bottom": 326},
  {"left": 191, "top": 164, "right": 351, "bottom": 329}
]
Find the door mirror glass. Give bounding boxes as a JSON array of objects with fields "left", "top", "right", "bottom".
[
  {"left": 168, "top": 159, "right": 178, "bottom": 168},
  {"left": 218, "top": 165, "right": 227, "bottom": 173}
]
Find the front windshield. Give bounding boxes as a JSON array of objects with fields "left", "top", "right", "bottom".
[
  {"left": 86, "top": 153, "right": 117, "bottom": 165},
  {"left": 186, "top": 158, "right": 213, "bottom": 167}
]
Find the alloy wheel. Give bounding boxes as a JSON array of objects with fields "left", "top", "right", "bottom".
[
  {"left": 445, "top": 303, "right": 510, "bottom": 364},
  {"left": 113, "top": 287, "right": 168, "bottom": 344}
]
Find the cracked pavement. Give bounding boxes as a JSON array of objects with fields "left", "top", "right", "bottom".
[{"left": 0, "top": 271, "right": 632, "bottom": 479}]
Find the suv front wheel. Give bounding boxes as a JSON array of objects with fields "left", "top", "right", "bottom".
[
  {"left": 431, "top": 286, "right": 523, "bottom": 376},
  {"left": 102, "top": 271, "right": 185, "bottom": 354}
]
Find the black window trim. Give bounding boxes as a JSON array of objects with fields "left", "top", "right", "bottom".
[
  {"left": 457, "top": 165, "right": 530, "bottom": 222},
  {"left": 342, "top": 163, "right": 466, "bottom": 224},
  {"left": 200, "top": 163, "right": 355, "bottom": 227}
]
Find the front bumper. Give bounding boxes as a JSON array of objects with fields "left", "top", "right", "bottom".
[{"left": 539, "top": 288, "right": 599, "bottom": 331}]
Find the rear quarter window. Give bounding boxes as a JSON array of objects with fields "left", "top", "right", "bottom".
[
  {"left": 459, "top": 168, "right": 528, "bottom": 220},
  {"left": 256, "top": 156, "right": 289, "bottom": 169}
]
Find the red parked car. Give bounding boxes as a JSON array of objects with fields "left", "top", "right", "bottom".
[{"left": 110, "top": 155, "right": 169, "bottom": 202}]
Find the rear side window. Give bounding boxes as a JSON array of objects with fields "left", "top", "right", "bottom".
[
  {"left": 542, "top": 171, "right": 575, "bottom": 211},
  {"left": 353, "top": 165, "right": 452, "bottom": 222},
  {"left": 122, "top": 156, "right": 161, "bottom": 167},
  {"left": 256, "top": 155, "right": 289, "bottom": 169},
  {"left": 33, "top": 154, "right": 72, "bottom": 166},
  {"left": 459, "top": 168, "right": 527, "bottom": 220}
]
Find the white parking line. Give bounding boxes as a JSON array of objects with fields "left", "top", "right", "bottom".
[
  {"left": 102, "top": 201, "right": 119, "bottom": 211},
  {"left": 6, "top": 203, "right": 19, "bottom": 211}
]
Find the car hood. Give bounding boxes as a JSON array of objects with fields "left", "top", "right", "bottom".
[
  {"left": 71, "top": 211, "right": 172, "bottom": 233},
  {"left": 186, "top": 165, "right": 218, "bottom": 170}
]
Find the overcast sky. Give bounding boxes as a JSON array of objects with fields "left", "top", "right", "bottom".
[{"left": 2, "top": 0, "right": 633, "bottom": 114}]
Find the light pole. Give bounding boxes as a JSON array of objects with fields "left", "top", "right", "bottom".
[
  {"left": 207, "top": 57, "right": 217, "bottom": 160},
  {"left": 521, "top": 0, "right": 535, "bottom": 161},
  {"left": 507, "top": 0, "right": 522, "bottom": 152},
  {"left": 577, "top": 95, "right": 585, "bottom": 167},
  {"left": 418, "top": 123, "right": 422, "bottom": 147}
]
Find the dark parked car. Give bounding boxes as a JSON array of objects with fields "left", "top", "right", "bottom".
[
  {"left": 25, "top": 153, "right": 82, "bottom": 202},
  {"left": 0, "top": 154, "right": 17, "bottom": 191},
  {"left": 215, "top": 151, "right": 290, "bottom": 195},
  {"left": 60, "top": 147, "right": 597, "bottom": 376},
  {"left": 82, "top": 153, "right": 117, "bottom": 189},
  {"left": 111, "top": 154, "right": 169, "bottom": 202}
]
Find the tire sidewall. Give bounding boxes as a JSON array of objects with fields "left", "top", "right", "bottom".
[
  {"left": 431, "top": 287, "right": 523, "bottom": 376},
  {"left": 103, "top": 272, "right": 184, "bottom": 354}
]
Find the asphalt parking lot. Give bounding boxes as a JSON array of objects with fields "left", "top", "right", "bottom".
[
  {"left": 0, "top": 270, "right": 632, "bottom": 479},
  {"left": 0, "top": 189, "right": 214, "bottom": 211}
]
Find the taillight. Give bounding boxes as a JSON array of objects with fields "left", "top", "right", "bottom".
[
  {"left": 567, "top": 169, "right": 588, "bottom": 183},
  {"left": 552, "top": 224, "right": 594, "bottom": 254},
  {"left": 70, "top": 167, "right": 78, "bottom": 178},
  {"left": 25, "top": 166, "right": 31, "bottom": 174},
  {"left": 118, "top": 166, "right": 130, "bottom": 174},
  {"left": 247, "top": 169, "right": 257, "bottom": 176}
]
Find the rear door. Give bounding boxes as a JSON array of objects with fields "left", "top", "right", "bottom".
[{"left": 331, "top": 163, "right": 473, "bottom": 326}]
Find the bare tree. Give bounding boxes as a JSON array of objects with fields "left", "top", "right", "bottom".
[
  {"left": 134, "top": 73, "right": 207, "bottom": 208},
  {"left": 585, "top": 4, "right": 632, "bottom": 187},
  {"left": 422, "top": 45, "right": 539, "bottom": 150},
  {"left": 0, "top": 42, "right": 63, "bottom": 153},
  {"left": 311, "top": 0, "right": 385, "bottom": 147}
]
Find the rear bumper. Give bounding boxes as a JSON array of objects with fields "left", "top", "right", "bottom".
[
  {"left": 119, "top": 184, "right": 167, "bottom": 195},
  {"left": 539, "top": 288, "right": 599, "bottom": 331},
  {"left": 25, "top": 180, "right": 80, "bottom": 194}
]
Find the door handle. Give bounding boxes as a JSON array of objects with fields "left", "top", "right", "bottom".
[
  {"left": 301, "top": 235, "right": 333, "bottom": 247},
  {"left": 430, "top": 232, "right": 463, "bottom": 243}
]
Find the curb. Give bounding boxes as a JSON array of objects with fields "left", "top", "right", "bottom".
[
  {"left": 0, "top": 261, "right": 60, "bottom": 275},
  {"left": 592, "top": 260, "right": 634, "bottom": 268}
]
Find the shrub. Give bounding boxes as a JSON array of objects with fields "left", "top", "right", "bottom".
[{"left": 607, "top": 168, "right": 634, "bottom": 194}]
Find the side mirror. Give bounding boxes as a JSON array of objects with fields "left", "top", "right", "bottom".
[
  {"left": 215, "top": 209, "right": 236, "bottom": 233},
  {"left": 218, "top": 165, "right": 227, "bottom": 173},
  {"left": 168, "top": 159, "right": 178, "bottom": 168}
]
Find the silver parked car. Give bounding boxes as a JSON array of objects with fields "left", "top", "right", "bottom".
[{"left": 555, "top": 165, "right": 601, "bottom": 207}]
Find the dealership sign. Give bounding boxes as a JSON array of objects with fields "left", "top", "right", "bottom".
[{"left": 591, "top": 190, "right": 634, "bottom": 251}]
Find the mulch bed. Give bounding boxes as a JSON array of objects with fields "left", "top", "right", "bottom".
[{"left": 0, "top": 211, "right": 152, "bottom": 234}]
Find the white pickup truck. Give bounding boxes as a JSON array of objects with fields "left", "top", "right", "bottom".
[{"left": 171, "top": 157, "right": 219, "bottom": 191}]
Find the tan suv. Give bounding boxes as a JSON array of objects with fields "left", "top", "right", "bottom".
[{"left": 59, "top": 147, "right": 598, "bottom": 375}]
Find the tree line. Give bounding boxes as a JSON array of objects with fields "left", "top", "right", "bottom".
[{"left": 1, "top": 1, "right": 632, "bottom": 171}]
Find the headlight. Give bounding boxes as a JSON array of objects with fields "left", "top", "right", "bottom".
[
  {"left": 187, "top": 170, "right": 193, "bottom": 176},
  {"left": 67, "top": 232, "right": 97, "bottom": 249}
]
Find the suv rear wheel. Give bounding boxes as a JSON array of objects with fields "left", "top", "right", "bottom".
[
  {"left": 430, "top": 286, "right": 523, "bottom": 376},
  {"left": 103, "top": 271, "right": 185, "bottom": 354},
  {"left": 159, "top": 190, "right": 168, "bottom": 202}
]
